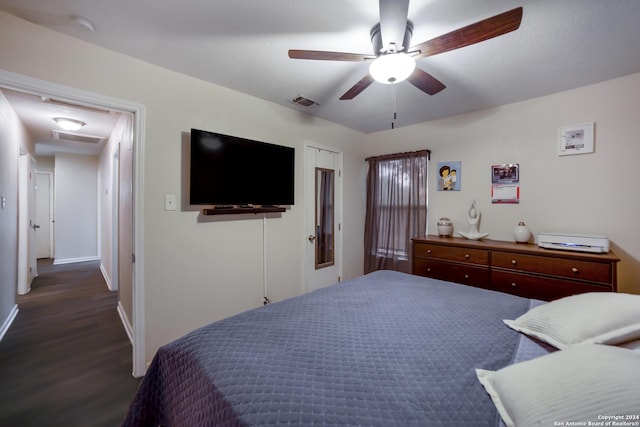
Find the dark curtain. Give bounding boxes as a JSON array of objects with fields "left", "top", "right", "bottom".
[
  {"left": 364, "top": 150, "right": 429, "bottom": 274},
  {"left": 317, "top": 170, "right": 334, "bottom": 265}
]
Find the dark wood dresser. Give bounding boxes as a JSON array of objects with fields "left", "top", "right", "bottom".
[{"left": 412, "top": 235, "right": 619, "bottom": 301}]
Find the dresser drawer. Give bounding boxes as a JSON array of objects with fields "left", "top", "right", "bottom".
[
  {"left": 491, "top": 270, "right": 611, "bottom": 301},
  {"left": 491, "top": 251, "right": 612, "bottom": 284},
  {"left": 413, "top": 258, "right": 490, "bottom": 289},
  {"left": 413, "top": 243, "right": 489, "bottom": 266}
]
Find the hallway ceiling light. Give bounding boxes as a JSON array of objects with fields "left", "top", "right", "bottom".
[{"left": 54, "top": 117, "right": 86, "bottom": 131}]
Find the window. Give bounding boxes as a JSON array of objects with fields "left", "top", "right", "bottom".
[{"left": 364, "top": 150, "right": 429, "bottom": 274}]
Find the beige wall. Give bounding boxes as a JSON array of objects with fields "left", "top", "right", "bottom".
[
  {"left": 2, "top": 9, "right": 638, "bottom": 367},
  {"left": 0, "top": 88, "right": 35, "bottom": 333},
  {"left": 98, "top": 114, "right": 128, "bottom": 291},
  {"left": 363, "top": 73, "right": 640, "bottom": 294},
  {"left": 53, "top": 153, "right": 99, "bottom": 263},
  {"left": 35, "top": 156, "right": 54, "bottom": 172},
  {"left": 0, "top": 91, "right": 20, "bottom": 332},
  {"left": 0, "top": 11, "right": 366, "bottom": 360}
]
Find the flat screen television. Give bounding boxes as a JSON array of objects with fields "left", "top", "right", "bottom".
[{"left": 189, "top": 128, "right": 295, "bottom": 206}]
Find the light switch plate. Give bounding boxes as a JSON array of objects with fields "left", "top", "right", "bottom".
[{"left": 164, "top": 194, "right": 176, "bottom": 211}]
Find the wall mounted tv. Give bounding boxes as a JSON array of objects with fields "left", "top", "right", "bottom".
[{"left": 189, "top": 128, "right": 295, "bottom": 207}]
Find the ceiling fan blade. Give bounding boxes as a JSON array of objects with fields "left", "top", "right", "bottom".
[
  {"left": 407, "top": 68, "right": 446, "bottom": 95},
  {"left": 288, "top": 49, "right": 373, "bottom": 62},
  {"left": 410, "top": 7, "right": 523, "bottom": 59},
  {"left": 339, "top": 74, "right": 375, "bottom": 100},
  {"left": 378, "top": 0, "right": 410, "bottom": 51}
]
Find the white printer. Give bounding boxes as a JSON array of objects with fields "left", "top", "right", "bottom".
[{"left": 537, "top": 232, "right": 609, "bottom": 253}]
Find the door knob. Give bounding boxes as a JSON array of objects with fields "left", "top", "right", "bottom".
[
  {"left": 308, "top": 235, "right": 316, "bottom": 243},
  {"left": 32, "top": 224, "right": 40, "bottom": 230}
]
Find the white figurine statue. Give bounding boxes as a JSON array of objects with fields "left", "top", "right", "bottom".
[{"left": 458, "top": 200, "right": 489, "bottom": 240}]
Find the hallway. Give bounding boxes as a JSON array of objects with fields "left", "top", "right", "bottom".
[{"left": 0, "top": 259, "right": 140, "bottom": 426}]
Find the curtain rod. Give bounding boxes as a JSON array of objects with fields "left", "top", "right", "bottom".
[{"left": 365, "top": 149, "right": 431, "bottom": 162}]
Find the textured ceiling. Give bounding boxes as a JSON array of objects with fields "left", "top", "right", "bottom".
[
  {"left": 2, "top": 88, "right": 121, "bottom": 157},
  {"left": 1, "top": 0, "right": 640, "bottom": 134}
]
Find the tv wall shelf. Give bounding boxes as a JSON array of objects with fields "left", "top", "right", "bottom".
[{"left": 202, "top": 206, "right": 286, "bottom": 215}]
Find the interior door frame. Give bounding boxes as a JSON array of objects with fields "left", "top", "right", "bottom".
[
  {"left": 17, "top": 152, "right": 34, "bottom": 295},
  {"left": 111, "top": 145, "right": 120, "bottom": 292},
  {"left": 304, "top": 142, "right": 343, "bottom": 293},
  {"left": 27, "top": 156, "right": 37, "bottom": 281},
  {"left": 0, "top": 69, "right": 147, "bottom": 377}
]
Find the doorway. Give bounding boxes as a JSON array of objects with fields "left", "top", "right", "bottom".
[
  {"left": 0, "top": 69, "right": 146, "bottom": 377},
  {"left": 17, "top": 153, "right": 37, "bottom": 295},
  {"left": 35, "top": 171, "right": 53, "bottom": 260},
  {"left": 305, "top": 144, "right": 343, "bottom": 293}
]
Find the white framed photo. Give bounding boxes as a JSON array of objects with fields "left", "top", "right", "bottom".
[{"left": 557, "top": 122, "right": 594, "bottom": 156}]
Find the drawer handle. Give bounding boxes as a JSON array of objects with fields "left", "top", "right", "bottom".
[
  {"left": 571, "top": 267, "right": 579, "bottom": 274},
  {"left": 427, "top": 268, "right": 431, "bottom": 272},
  {"left": 464, "top": 274, "right": 469, "bottom": 279},
  {"left": 511, "top": 259, "right": 517, "bottom": 265},
  {"left": 465, "top": 254, "right": 470, "bottom": 259},
  {"left": 427, "top": 249, "right": 432, "bottom": 254},
  {"left": 511, "top": 282, "right": 517, "bottom": 288}
]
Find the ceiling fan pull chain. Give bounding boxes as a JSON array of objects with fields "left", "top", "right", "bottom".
[{"left": 391, "top": 84, "right": 397, "bottom": 129}]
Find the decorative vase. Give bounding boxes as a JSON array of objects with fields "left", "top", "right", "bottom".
[
  {"left": 514, "top": 221, "right": 531, "bottom": 243},
  {"left": 437, "top": 218, "right": 453, "bottom": 237}
]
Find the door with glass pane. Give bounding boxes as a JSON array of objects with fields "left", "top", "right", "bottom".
[{"left": 305, "top": 145, "right": 342, "bottom": 293}]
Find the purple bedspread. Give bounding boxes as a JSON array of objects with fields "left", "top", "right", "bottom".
[{"left": 122, "top": 270, "right": 531, "bottom": 426}]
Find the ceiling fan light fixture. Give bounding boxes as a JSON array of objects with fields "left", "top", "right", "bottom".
[
  {"left": 54, "top": 117, "right": 86, "bottom": 131},
  {"left": 369, "top": 53, "right": 416, "bottom": 84}
]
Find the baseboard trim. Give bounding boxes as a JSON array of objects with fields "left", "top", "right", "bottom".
[
  {"left": 0, "top": 305, "right": 19, "bottom": 342},
  {"left": 100, "top": 263, "right": 116, "bottom": 291},
  {"left": 53, "top": 256, "right": 100, "bottom": 265},
  {"left": 118, "top": 302, "right": 134, "bottom": 345}
]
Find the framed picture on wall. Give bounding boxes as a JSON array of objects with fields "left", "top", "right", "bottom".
[
  {"left": 437, "top": 161, "right": 461, "bottom": 191},
  {"left": 558, "top": 122, "right": 595, "bottom": 156},
  {"left": 491, "top": 163, "right": 520, "bottom": 204}
]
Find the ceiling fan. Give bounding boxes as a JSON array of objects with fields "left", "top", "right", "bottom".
[{"left": 289, "top": 0, "right": 523, "bottom": 100}]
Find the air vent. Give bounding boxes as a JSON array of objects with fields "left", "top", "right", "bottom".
[
  {"left": 289, "top": 95, "right": 318, "bottom": 108},
  {"left": 43, "top": 96, "right": 114, "bottom": 114},
  {"left": 52, "top": 130, "right": 104, "bottom": 144}
]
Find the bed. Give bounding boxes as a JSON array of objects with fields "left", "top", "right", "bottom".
[{"left": 122, "top": 270, "right": 640, "bottom": 427}]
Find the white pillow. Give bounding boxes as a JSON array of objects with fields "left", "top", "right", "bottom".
[
  {"left": 476, "top": 345, "right": 640, "bottom": 427},
  {"left": 620, "top": 339, "right": 640, "bottom": 352},
  {"left": 503, "top": 292, "right": 640, "bottom": 349}
]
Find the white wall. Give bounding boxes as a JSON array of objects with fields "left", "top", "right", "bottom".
[
  {"left": 0, "top": 11, "right": 367, "bottom": 361},
  {"left": 0, "top": 89, "right": 33, "bottom": 338},
  {"left": 363, "top": 73, "right": 640, "bottom": 294},
  {"left": 141, "top": 79, "right": 366, "bottom": 355},
  {"left": 54, "top": 153, "right": 99, "bottom": 264},
  {"left": 35, "top": 156, "right": 54, "bottom": 173},
  {"left": 98, "top": 114, "right": 128, "bottom": 290},
  {"left": 97, "top": 123, "right": 114, "bottom": 289},
  {"left": 3, "top": 9, "right": 637, "bottom": 369}
]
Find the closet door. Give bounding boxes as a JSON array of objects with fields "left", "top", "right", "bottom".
[{"left": 304, "top": 145, "right": 342, "bottom": 293}]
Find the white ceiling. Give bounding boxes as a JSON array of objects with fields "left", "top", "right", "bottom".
[
  {"left": 1, "top": 0, "right": 640, "bottom": 135},
  {"left": 2, "top": 88, "right": 122, "bottom": 157}
]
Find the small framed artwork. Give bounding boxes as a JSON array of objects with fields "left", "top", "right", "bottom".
[
  {"left": 491, "top": 163, "right": 520, "bottom": 204},
  {"left": 437, "top": 161, "right": 461, "bottom": 191},
  {"left": 558, "top": 122, "right": 594, "bottom": 156}
]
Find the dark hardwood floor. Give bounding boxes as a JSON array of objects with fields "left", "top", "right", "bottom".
[{"left": 0, "top": 259, "right": 141, "bottom": 427}]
